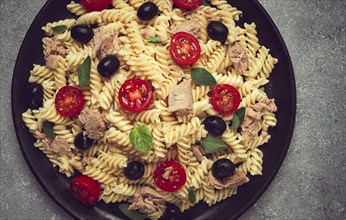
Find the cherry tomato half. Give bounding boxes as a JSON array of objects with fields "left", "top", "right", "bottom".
[
  {"left": 173, "top": 0, "right": 202, "bottom": 9},
  {"left": 170, "top": 32, "right": 201, "bottom": 66},
  {"left": 210, "top": 84, "right": 241, "bottom": 115},
  {"left": 154, "top": 161, "right": 186, "bottom": 192},
  {"left": 70, "top": 175, "right": 101, "bottom": 206},
  {"left": 55, "top": 86, "right": 84, "bottom": 117},
  {"left": 118, "top": 78, "right": 153, "bottom": 113},
  {"left": 80, "top": 0, "right": 112, "bottom": 12}
]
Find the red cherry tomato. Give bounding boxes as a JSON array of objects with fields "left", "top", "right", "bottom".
[
  {"left": 154, "top": 161, "right": 186, "bottom": 192},
  {"left": 173, "top": 0, "right": 202, "bottom": 9},
  {"left": 211, "top": 84, "right": 241, "bottom": 115},
  {"left": 80, "top": 0, "right": 112, "bottom": 12},
  {"left": 55, "top": 86, "right": 84, "bottom": 117},
  {"left": 70, "top": 175, "right": 101, "bottom": 206},
  {"left": 118, "top": 78, "right": 153, "bottom": 113},
  {"left": 170, "top": 32, "right": 201, "bottom": 66}
]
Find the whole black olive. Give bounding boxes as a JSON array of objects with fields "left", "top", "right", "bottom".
[
  {"left": 203, "top": 116, "right": 227, "bottom": 136},
  {"left": 24, "top": 83, "right": 43, "bottom": 109},
  {"left": 137, "top": 2, "right": 158, "bottom": 21},
  {"left": 207, "top": 21, "right": 229, "bottom": 44},
  {"left": 212, "top": 158, "right": 235, "bottom": 180},
  {"left": 97, "top": 55, "right": 120, "bottom": 78},
  {"left": 124, "top": 161, "right": 145, "bottom": 180},
  {"left": 160, "top": 203, "right": 181, "bottom": 220},
  {"left": 74, "top": 132, "right": 93, "bottom": 150},
  {"left": 71, "top": 24, "right": 94, "bottom": 44}
]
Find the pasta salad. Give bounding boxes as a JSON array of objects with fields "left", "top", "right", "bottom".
[{"left": 22, "top": 0, "right": 279, "bottom": 219}]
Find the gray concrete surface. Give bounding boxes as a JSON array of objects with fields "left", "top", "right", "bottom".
[{"left": 1, "top": 0, "right": 345, "bottom": 219}]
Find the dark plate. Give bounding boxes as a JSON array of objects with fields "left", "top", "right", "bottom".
[{"left": 12, "top": 0, "right": 296, "bottom": 219}]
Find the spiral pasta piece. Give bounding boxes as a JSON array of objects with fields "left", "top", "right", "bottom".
[
  {"left": 106, "top": 110, "right": 134, "bottom": 133},
  {"left": 29, "top": 64, "right": 55, "bottom": 84},
  {"left": 98, "top": 151, "right": 128, "bottom": 169},
  {"left": 76, "top": 11, "right": 102, "bottom": 25},
  {"left": 37, "top": 99, "right": 72, "bottom": 126},
  {"left": 164, "top": 117, "right": 202, "bottom": 145},
  {"left": 22, "top": 109, "right": 39, "bottom": 133}
]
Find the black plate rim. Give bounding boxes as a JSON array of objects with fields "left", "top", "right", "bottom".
[
  {"left": 11, "top": 0, "right": 296, "bottom": 219},
  {"left": 231, "top": 0, "right": 296, "bottom": 218}
]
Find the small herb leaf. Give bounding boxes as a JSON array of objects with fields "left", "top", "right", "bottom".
[
  {"left": 78, "top": 56, "right": 91, "bottom": 88},
  {"left": 188, "top": 189, "right": 196, "bottom": 204},
  {"left": 200, "top": 134, "right": 228, "bottom": 153},
  {"left": 191, "top": 68, "right": 217, "bottom": 86},
  {"left": 230, "top": 107, "right": 246, "bottom": 130},
  {"left": 52, "top": 25, "right": 68, "bottom": 34},
  {"left": 147, "top": 36, "right": 165, "bottom": 44},
  {"left": 119, "top": 203, "right": 149, "bottom": 220},
  {"left": 231, "top": 114, "right": 240, "bottom": 130},
  {"left": 42, "top": 121, "right": 55, "bottom": 139},
  {"left": 129, "top": 125, "right": 152, "bottom": 152}
]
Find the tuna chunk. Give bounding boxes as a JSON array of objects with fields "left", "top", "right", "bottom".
[
  {"left": 34, "top": 131, "right": 73, "bottom": 156},
  {"left": 191, "top": 144, "right": 206, "bottom": 162},
  {"left": 261, "top": 98, "right": 277, "bottom": 112},
  {"left": 168, "top": 79, "right": 193, "bottom": 115},
  {"left": 45, "top": 55, "right": 60, "bottom": 69},
  {"left": 140, "top": 28, "right": 154, "bottom": 39},
  {"left": 246, "top": 107, "right": 262, "bottom": 120},
  {"left": 169, "top": 18, "right": 201, "bottom": 38},
  {"left": 50, "top": 136, "right": 73, "bottom": 156},
  {"left": 44, "top": 39, "right": 67, "bottom": 59},
  {"left": 241, "top": 98, "right": 277, "bottom": 137},
  {"left": 128, "top": 187, "right": 165, "bottom": 214},
  {"left": 92, "top": 27, "right": 120, "bottom": 59},
  {"left": 230, "top": 44, "right": 248, "bottom": 75},
  {"left": 208, "top": 168, "right": 249, "bottom": 190},
  {"left": 78, "top": 108, "right": 106, "bottom": 140},
  {"left": 34, "top": 131, "right": 52, "bottom": 150}
]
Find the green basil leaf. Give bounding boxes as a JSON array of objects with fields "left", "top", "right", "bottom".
[
  {"left": 236, "top": 107, "right": 246, "bottom": 125},
  {"left": 188, "top": 189, "right": 196, "bottom": 204},
  {"left": 191, "top": 68, "right": 217, "bottom": 86},
  {"left": 118, "top": 203, "right": 149, "bottom": 220},
  {"left": 231, "top": 114, "right": 240, "bottom": 130},
  {"left": 42, "top": 121, "right": 55, "bottom": 139},
  {"left": 231, "top": 107, "right": 246, "bottom": 130},
  {"left": 129, "top": 125, "right": 152, "bottom": 153},
  {"left": 200, "top": 134, "right": 228, "bottom": 153},
  {"left": 147, "top": 36, "right": 165, "bottom": 44},
  {"left": 78, "top": 56, "right": 91, "bottom": 88},
  {"left": 52, "top": 25, "right": 68, "bottom": 34}
]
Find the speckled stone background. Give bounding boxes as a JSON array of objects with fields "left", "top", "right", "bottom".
[{"left": 0, "top": 0, "right": 345, "bottom": 219}]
